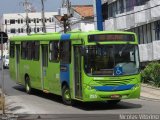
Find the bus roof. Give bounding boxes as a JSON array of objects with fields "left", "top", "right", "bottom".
[{"left": 10, "top": 30, "right": 136, "bottom": 42}]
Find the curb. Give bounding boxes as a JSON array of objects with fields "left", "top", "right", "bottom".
[
  {"left": 141, "top": 84, "right": 160, "bottom": 90},
  {"left": 141, "top": 84, "right": 160, "bottom": 100}
]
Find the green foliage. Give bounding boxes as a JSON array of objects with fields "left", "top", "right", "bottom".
[{"left": 141, "top": 62, "right": 160, "bottom": 87}]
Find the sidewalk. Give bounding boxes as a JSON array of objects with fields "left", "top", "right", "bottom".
[{"left": 141, "top": 83, "right": 160, "bottom": 100}]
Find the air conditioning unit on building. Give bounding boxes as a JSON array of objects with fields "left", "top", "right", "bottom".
[
  {"left": 58, "top": 7, "right": 74, "bottom": 17},
  {"left": 58, "top": 8, "right": 68, "bottom": 16}
]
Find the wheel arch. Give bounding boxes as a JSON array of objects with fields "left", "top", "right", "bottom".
[
  {"left": 24, "top": 73, "right": 29, "bottom": 81},
  {"left": 61, "top": 81, "right": 69, "bottom": 89}
]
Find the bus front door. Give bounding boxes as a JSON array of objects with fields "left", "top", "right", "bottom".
[
  {"left": 74, "top": 46, "right": 82, "bottom": 99},
  {"left": 41, "top": 45, "right": 49, "bottom": 91},
  {"left": 15, "top": 44, "right": 20, "bottom": 83}
]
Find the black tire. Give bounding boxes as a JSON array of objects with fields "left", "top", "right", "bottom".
[
  {"left": 107, "top": 100, "right": 121, "bottom": 104},
  {"left": 62, "top": 85, "right": 72, "bottom": 105},
  {"left": 25, "top": 76, "right": 32, "bottom": 94}
]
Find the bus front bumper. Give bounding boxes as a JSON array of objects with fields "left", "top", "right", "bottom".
[{"left": 83, "top": 84, "right": 141, "bottom": 102}]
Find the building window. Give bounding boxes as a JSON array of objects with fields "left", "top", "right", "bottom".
[
  {"left": 21, "top": 28, "right": 24, "bottom": 33},
  {"left": 102, "top": 2, "right": 108, "bottom": 20},
  {"left": 10, "top": 29, "right": 16, "bottom": 33},
  {"left": 34, "top": 28, "right": 36, "bottom": 33},
  {"left": 49, "top": 18, "right": 52, "bottom": 22},
  {"left": 126, "top": 0, "right": 136, "bottom": 12},
  {"left": 37, "top": 18, "right": 39, "bottom": 23},
  {"left": 18, "top": 19, "right": 20, "bottom": 24},
  {"left": 33, "top": 18, "right": 36, "bottom": 23},
  {"left": 139, "top": 26, "right": 144, "bottom": 44},
  {"left": 28, "top": 19, "right": 31, "bottom": 23},
  {"left": 108, "top": 1, "right": 118, "bottom": 18},
  {"left": 142, "top": 25, "right": 146, "bottom": 44},
  {"left": 18, "top": 28, "right": 21, "bottom": 33},
  {"left": 5, "top": 19, "right": 7, "bottom": 24},
  {"left": 136, "top": 0, "right": 149, "bottom": 6},
  {"left": 151, "top": 23, "right": 155, "bottom": 42},
  {"left": 37, "top": 28, "right": 40, "bottom": 32},
  {"left": 42, "top": 27, "right": 44, "bottom": 32},
  {"left": 10, "top": 19, "right": 15, "bottom": 24},
  {"left": 147, "top": 23, "right": 152, "bottom": 43},
  {"left": 119, "top": 0, "right": 125, "bottom": 13},
  {"left": 21, "top": 19, "right": 23, "bottom": 23},
  {"left": 155, "top": 21, "right": 160, "bottom": 40}
]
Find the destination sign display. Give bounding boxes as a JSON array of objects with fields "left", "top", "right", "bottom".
[{"left": 88, "top": 34, "right": 135, "bottom": 42}]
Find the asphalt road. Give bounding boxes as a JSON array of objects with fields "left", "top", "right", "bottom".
[{"left": 1, "top": 69, "right": 160, "bottom": 120}]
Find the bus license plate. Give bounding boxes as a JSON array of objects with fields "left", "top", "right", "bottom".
[{"left": 110, "top": 94, "right": 121, "bottom": 99}]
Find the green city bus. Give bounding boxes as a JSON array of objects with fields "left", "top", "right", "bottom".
[{"left": 9, "top": 31, "right": 141, "bottom": 105}]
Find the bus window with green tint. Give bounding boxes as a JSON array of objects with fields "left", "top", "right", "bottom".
[
  {"left": 49, "top": 41, "right": 59, "bottom": 62},
  {"left": 10, "top": 42, "right": 15, "bottom": 58},
  {"left": 84, "top": 44, "right": 139, "bottom": 76}
]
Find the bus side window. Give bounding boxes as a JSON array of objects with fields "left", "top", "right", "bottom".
[
  {"left": 21, "top": 42, "right": 27, "bottom": 59},
  {"left": 10, "top": 42, "right": 15, "bottom": 58},
  {"left": 33, "top": 41, "right": 40, "bottom": 61},
  {"left": 49, "top": 41, "right": 59, "bottom": 62},
  {"left": 60, "top": 41, "right": 71, "bottom": 64},
  {"left": 27, "top": 42, "right": 33, "bottom": 60}
]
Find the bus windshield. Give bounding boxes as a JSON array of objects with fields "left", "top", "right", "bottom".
[{"left": 84, "top": 44, "right": 139, "bottom": 76}]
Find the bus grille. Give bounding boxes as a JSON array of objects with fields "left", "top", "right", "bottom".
[{"left": 94, "top": 78, "right": 134, "bottom": 86}]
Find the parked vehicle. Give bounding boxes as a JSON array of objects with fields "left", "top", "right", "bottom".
[{"left": 3, "top": 54, "right": 9, "bottom": 69}]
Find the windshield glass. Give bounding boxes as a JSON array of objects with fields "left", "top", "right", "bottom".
[{"left": 84, "top": 44, "right": 139, "bottom": 76}]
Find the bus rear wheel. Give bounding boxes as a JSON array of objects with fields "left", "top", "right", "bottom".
[
  {"left": 25, "top": 76, "right": 32, "bottom": 94},
  {"left": 62, "top": 85, "right": 72, "bottom": 105}
]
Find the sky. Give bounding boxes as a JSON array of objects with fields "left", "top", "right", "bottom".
[{"left": 0, "top": 0, "right": 93, "bottom": 15}]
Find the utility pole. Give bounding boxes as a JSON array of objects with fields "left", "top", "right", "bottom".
[
  {"left": 41, "top": 0, "right": 46, "bottom": 33},
  {"left": 0, "top": 32, "right": 8, "bottom": 115},
  {"left": 93, "top": 0, "right": 103, "bottom": 31},
  {"left": 60, "top": 0, "right": 72, "bottom": 33},
  {"left": 21, "top": 0, "right": 32, "bottom": 35}
]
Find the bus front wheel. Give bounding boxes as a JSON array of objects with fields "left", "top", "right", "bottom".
[
  {"left": 25, "top": 76, "right": 32, "bottom": 94},
  {"left": 62, "top": 85, "right": 72, "bottom": 105}
]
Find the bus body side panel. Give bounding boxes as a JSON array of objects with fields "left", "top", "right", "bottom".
[
  {"left": 15, "top": 44, "right": 21, "bottom": 84},
  {"left": 60, "top": 34, "right": 71, "bottom": 93},
  {"left": 9, "top": 43, "right": 16, "bottom": 83},
  {"left": 9, "top": 58, "right": 16, "bottom": 82},
  {"left": 47, "top": 62, "right": 61, "bottom": 95},
  {"left": 30, "top": 60, "right": 42, "bottom": 89}
]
